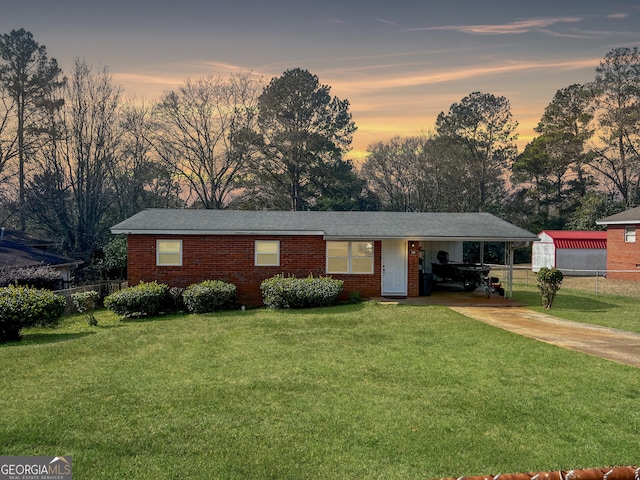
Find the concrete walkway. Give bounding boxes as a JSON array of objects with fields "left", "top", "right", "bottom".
[{"left": 449, "top": 306, "right": 640, "bottom": 369}]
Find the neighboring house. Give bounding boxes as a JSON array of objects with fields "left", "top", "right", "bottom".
[
  {"left": 531, "top": 230, "right": 607, "bottom": 276},
  {"left": 111, "top": 209, "right": 538, "bottom": 306},
  {"left": 0, "top": 228, "right": 81, "bottom": 287},
  {"left": 596, "top": 206, "right": 640, "bottom": 281}
]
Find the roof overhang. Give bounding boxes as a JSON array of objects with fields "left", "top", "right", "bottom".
[
  {"left": 595, "top": 220, "right": 634, "bottom": 225},
  {"left": 111, "top": 229, "right": 327, "bottom": 236}
]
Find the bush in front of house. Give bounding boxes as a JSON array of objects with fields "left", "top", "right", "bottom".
[
  {"left": 261, "top": 274, "right": 344, "bottom": 309},
  {"left": 104, "top": 281, "right": 169, "bottom": 318},
  {"left": 0, "top": 285, "right": 67, "bottom": 342},
  {"left": 71, "top": 290, "right": 100, "bottom": 326},
  {"left": 182, "top": 280, "right": 237, "bottom": 313}
]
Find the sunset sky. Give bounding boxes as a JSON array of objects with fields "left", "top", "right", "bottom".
[{"left": 2, "top": 0, "right": 640, "bottom": 159}]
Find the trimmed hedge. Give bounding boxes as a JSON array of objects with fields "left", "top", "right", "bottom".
[
  {"left": 182, "top": 280, "right": 236, "bottom": 314},
  {"left": 261, "top": 274, "right": 344, "bottom": 309},
  {"left": 104, "top": 281, "right": 169, "bottom": 318},
  {"left": 0, "top": 285, "right": 66, "bottom": 342}
]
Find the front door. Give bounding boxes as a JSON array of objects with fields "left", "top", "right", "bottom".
[{"left": 382, "top": 240, "right": 407, "bottom": 296}]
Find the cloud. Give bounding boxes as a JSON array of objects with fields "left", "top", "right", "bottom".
[
  {"left": 375, "top": 18, "right": 398, "bottom": 27},
  {"left": 405, "top": 16, "right": 584, "bottom": 35},
  {"left": 330, "top": 58, "right": 600, "bottom": 94}
]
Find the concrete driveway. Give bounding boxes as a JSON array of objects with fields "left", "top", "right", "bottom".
[{"left": 449, "top": 306, "right": 640, "bottom": 369}]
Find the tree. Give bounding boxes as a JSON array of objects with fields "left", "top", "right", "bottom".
[
  {"left": 435, "top": 91, "right": 518, "bottom": 212},
  {"left": 154, "top": 72, "right": 262, "bottom": 209},
  {"left": 361, "top": 134, "right": 474, "bottom": 212},
  {"left": 108, "top": 99, "right": 183, "bottom": 223},
  {"left": 535, "top": 84, "right": 594, "bottom": 199},
  {"left": 511, "top": 136, "right": 556, "bottom": 230},
  {"left": 251, "top": 68, "right": 357, "bottom": 211},
  {"left": 0, "top": 29, "right": 64, "bottom": 229},
  {"left": 310, "top": 158, "right": 377, "bottom": 211},
  {"left": 565, "top": 192, "right": 624, "bottom": 230},
  {"left": 0, "top": 89, "right": 18, "bottom": 186},
  {"left": 590, "top": 47, "right": 640, "bottom": 207},
  {"left": 362, "top": 136, "right": 427, "bottom": 212},
  {"left": 26, "top": 59, "right": 121, "bottom": 260}
]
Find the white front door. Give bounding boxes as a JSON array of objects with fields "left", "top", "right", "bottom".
[{"left": 382, "top": 240, "right": 407, "bottom": 296}]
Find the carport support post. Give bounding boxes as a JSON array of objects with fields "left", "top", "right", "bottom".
[{"left": 505, "top": 242, "right": 514, "bottom": 299}]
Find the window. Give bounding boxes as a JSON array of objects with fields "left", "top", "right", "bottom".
[
  {"left": 157, "top": 240, "right": 182, "bottom": 266},
  {"left": 255, "top": 240, "right": 280, "bottom": 266},
  {"left": 625, "top": 226, "right": 636, "bottom": 243},
  {"left": 327, "top": 241, "right": 373, "bottom": 274}
]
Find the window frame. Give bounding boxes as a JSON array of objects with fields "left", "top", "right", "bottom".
[
  {"left": 156, "top": 239, "right": 182, "bottom": 266},
  {"left": 255, "top": 240, "right": 280, "bottom": 266},
  {"left": 625, "top": 226, "right": 636, "bottom": 243},
  {"left": 326, "top": 241, "right": 374, "bottom": 274}
]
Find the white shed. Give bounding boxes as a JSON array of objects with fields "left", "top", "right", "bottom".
[{"left": 532, "top": 230, "right": 607, "bottom": 276}]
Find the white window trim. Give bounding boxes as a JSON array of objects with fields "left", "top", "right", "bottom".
[
  {"left": 326, "top": 241, "right": 374, "bottom": 274},
  {"left": 255, "top": 240, "right": 280, "bottom": 266},
  {"left": 156, "top": 239, "right": 182, "bottom": 266},
  {"left": 625, "top": 226, "right": 636, "bottom": 243}
]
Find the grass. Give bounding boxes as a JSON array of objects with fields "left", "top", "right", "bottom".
[
  {"left": 1, "top": 302, "right": 639, "bottom": 479},
  {"left": 513, "top": 284, "right": 640, "bottom": 334}
]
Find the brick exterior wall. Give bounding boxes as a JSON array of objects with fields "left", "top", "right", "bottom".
[
  {"left": 408, "top": 242, "right": 421, "bottom": 297},
  {"left": 127, "top": 234, "right": 396, "bottom": 306},
  {"left": 606, "top": 225, "right": 640, "bottom": 281}
]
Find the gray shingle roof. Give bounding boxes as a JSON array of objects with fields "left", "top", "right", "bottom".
[
  {"left": 111, "top": 209, "right": 538, "bottom": 242},
  {"left": 0, "top": 230, "right": 81, "bottom": 269},
  {"left": 596, "top": 205, "right": 640, "bottom": 225}
]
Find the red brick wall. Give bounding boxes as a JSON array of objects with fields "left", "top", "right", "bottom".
[
  {"left": 408, "top": 241, "right": 421, "bottom": 297},
  {"left": 606, "top": 225, "right": 640, "bottom": 281},
  {"left": 127, "top": 235, "right": 385, "bottom": 306}
]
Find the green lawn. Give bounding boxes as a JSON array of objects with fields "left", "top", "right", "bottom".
[
  {"left": 1, "top": 301, "right": 639, "bottom": 479},
  {"left": 513, "top": 285, "right": 640, "bottom": 334}
]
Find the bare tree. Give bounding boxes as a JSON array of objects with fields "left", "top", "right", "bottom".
[
  {"left": 108, "top": 98, "right": 183, "bottom": 222},
  {"left": 361, "top": 135, "right": 473, "bottom": 212},
  {"left": 0, "top": 91, "right": 17, "bottom": 182},
  {"left": 27, "top": 59, "right": 121, "bottom": 259},
  {"left": 154, "top": 72, "right": 262, "bottom": 208}
]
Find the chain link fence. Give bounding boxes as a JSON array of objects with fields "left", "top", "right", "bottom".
[
  {"left": 54, "top": 280, "right": 127, "bottom": 313},
  {"left": 489, "top": 265, "right": 640, "bottom": 298}
]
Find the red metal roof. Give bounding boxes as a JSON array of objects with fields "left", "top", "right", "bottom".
[{"left": 540, "top": 230, "right": 607, "bottom": 249}]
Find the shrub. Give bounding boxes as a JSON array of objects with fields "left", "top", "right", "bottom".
[
  {"left": 103, "top": 281, "right": 169, "bottom": 318},
  {"left": 71, "top": 290, "right": 100, "bottom": 326},
  {"left": 537, "top": 267, "right": 564, "bottom": 309},
  {"left": 261, "top": 274, "right": 343, "bottom": 309},
  {"left": 0, "top": 285, "right": 66, "bottom": 342},
  {"left": 182, "top": 280, "right": 236, "bottom": 313},
  {"left": 348, "top": 291, "right": 364, "bottom": 304}
]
